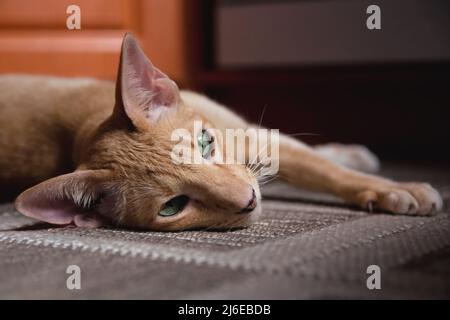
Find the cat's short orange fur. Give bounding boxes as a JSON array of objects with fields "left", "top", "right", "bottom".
[{"left": 0, "top": 34, "right": 443, "bottom": 231}]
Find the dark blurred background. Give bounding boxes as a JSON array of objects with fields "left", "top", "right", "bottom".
[{"left": 1, "top": 0, "right": 449, "bottom": 162}]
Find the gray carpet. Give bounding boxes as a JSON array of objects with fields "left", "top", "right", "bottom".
[{"left": 0, "top": 163, "right": 449, "bottom": 299}]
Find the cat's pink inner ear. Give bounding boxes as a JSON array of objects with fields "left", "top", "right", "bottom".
[
  {"left": 15, "top": 170, "right": 111, "bottom": 227},
  {"left": 18, "top": 195, "right": 80, "bottom": 225},
  {"left": 118, "top": 33, "right": 179, "bottom": 125}
]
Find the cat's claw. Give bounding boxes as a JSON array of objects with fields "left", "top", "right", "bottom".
[
  {"left": 367, "top": 201, "right": 374, "bottom": 213},
  {"left": 356, "top": 182, "right": 443, "bottom": 215}
]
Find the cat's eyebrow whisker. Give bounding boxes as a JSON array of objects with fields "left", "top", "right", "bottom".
[
  {"left": 254, "top": 141, "right": 270, "bottom": 162},
  {"left": 258, "top": 104, "right": 268, "bottom": 129},
  {"left": 287, "top": 132, "right": 321, "bottom": 137}
]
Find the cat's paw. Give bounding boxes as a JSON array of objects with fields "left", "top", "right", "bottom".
[
  {"left": 315, "top": 143, "right": 380, "bottom": 173},
  {"left": 356, "top": 182, "right": 443, "bottom": 215}
]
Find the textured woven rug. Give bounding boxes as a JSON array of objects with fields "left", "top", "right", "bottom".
[{"left": 0, "top": 163, "right": 449, "bottom": 299}]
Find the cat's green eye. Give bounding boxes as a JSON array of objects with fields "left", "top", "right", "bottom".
[
  {"left": 197, "top": 129, "right": 214, "bottom": 159},
  {"left": 159, "top": 195, "right": 189, "bottom": 217}
]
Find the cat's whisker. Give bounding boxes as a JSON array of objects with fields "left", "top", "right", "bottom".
[
  {"left": 256, "top": 169, "right": 271, "bottom": 179},
  {"left": 258, "top": 176, "right": 276, "bottom": 186},
  {"left": 287, "top": 132, "right": 321, "bottom": 137},
  {"left": 257, "top": 104, "right": 267, "bottom": 129},
  {"left": 222, "top": 215, "right": 246, "bottom": 231},
  {"left": 256, "top": 168, "right": 278, "bottom": 185},
  {"left": 248, "top": 141, "right": 272, "bottom": 175},
  {"left": 252, "top": 154, "right": 273, "bottom": 178},
  {"left": 258, "top": 175, "right": 279, "bottom": 186},
  {"left": 248, "top": 133, "right": 273, "bottom": 168},
  {"left": 204, "top": 216, "right": 232, "bottom": 231},
  {"left": 204, "top": 209, "right": 253, "bottom": 231},
  {"left": 253, "top": 164, "right": 266, "bottom": 178},
  {"left": 248, "top": 146, "right": 266, "bottom": 173},
  {"left": 205, "top": 223, "right": 220, "bottom": 231}
]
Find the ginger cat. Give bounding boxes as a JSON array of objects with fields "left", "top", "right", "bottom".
[{"left": 0, "top": 34, "right": 443, "bottom": 231}]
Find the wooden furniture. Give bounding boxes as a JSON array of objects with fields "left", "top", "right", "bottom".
[{"left": 0, "top": 0, "right": 190, "bottom": 85}]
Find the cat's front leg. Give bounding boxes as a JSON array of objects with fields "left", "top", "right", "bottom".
[{"left": 277, "top": 135, "right": 443, "bottom": 215}]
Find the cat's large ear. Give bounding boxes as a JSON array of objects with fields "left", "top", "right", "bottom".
[
  {"left": 15, "top": 170, "right": 117, "bottom": 228},
  {"left": 114, "top": 33, "right": 180, "bottom": 130}
]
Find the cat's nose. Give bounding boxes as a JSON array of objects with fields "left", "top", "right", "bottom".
[{"left": 239, "top": 188, "right": 257, "bottom": 214}]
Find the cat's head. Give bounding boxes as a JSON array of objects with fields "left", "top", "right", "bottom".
[{"left": 15, "top": 34, "right": 261, "bottom": 231}]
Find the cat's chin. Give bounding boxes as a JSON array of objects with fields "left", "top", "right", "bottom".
[
  {"left": 235, "top": 205, "right": 262, "bottom": 228},
  {"left": 204, "top": 207, "right": 262, "bottom": 231}
]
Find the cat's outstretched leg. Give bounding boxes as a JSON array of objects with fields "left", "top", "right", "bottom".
[
  {"left": 314, "top": 143, "right": 380, "bottom": 173},
  {"left": 276, "top": 135, "right": 443, "bottom": 215}
]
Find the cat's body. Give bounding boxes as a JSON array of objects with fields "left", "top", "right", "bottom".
[
  {"left": 0, "top": 34, "right": 443, "bottom": 231},
  {"left": 0, "top": 76, "right": 113, "bottom": 198}
]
